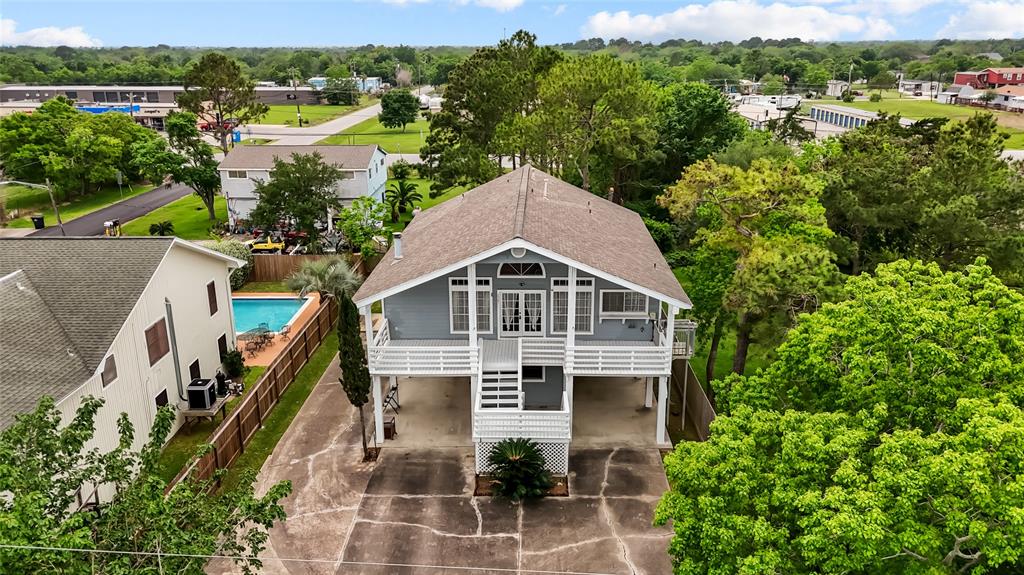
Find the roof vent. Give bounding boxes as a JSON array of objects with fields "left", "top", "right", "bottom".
[
  {"left": 511, "top": 247, "right": 526, "bottom": 258},
  {"left": 543, "top": 179, "right": 549, "bottom": 199},
  {"left": 393, "top": 232, "right": 403, "bottom": 260}
]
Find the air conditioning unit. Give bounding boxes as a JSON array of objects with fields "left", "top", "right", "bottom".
[{"left": 187, "top": 378, "right": 217, "bottom": 410}]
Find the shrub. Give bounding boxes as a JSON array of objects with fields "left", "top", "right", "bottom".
[
  {"left": 487, "top": 438, "right": 552, "bottom": 500},
  {"left": 869, "top": 93, "right": 882, "bottom": 102},
  {"left": 205, "top": 239, "right": 253, "bottom": 290},
  {"left": 222, "top": 349, "right": 246, "bottom": 378}
]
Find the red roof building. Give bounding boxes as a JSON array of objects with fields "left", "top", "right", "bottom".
[{"left": 953, "top": 68, "right": 1024, "bottom": 89}]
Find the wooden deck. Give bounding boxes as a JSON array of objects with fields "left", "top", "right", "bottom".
[{"left": 481, "top": 339, "right": 518, "bottom": 371}]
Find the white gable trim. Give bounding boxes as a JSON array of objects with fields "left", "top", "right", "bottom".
[
  {"left": 353, "top": 238, "right": 690, "bottom": 310},
  {"left": 171, "top": 238, "right": 246, "bottom": 268}
]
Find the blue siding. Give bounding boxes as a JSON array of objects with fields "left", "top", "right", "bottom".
[
  {"left": 523, "top": 365, "right": 564, "bottom": 409},
  {"left": 382, "top": 248, "right": 658, "bottom": 342}
]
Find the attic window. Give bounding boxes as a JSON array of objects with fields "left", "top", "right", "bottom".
[{"left": 498, "top": 263, "right": 545, "bottom": 278}]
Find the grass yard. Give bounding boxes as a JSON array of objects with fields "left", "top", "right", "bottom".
[
  {"left": 831, "top": 99, "right": 1024, "bottom": 147},
  {"left": 383, "top": 178, "right": 468, "bottom": 232},
  {"left": 319, "top": 115, "right": 430, "bottom": 154},
  {"left": 236, "top": 280, "right": 292, "bottom": 293},
  {"left": 121, "top": 194, "right": 226, "bottom": 239},
  {"left": 4, "top": 183, "right": 155, "bottom": 228},
  {"left": 254, "top": 97, "right": 373, "bottom": 127},
  {"left": 219, "top": 331, "right": 338, "bottom": 492},
  {"left": 156, "top": 366, "right": 267, "bottom": 483},
  {"left": 0, "top": 183, "right": 49, "bottom": 214}
]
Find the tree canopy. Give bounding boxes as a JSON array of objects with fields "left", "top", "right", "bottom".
[
  {"left": 176, "top": 52, "right": 267, "bottom": 153},
  {"left": 249, "top": 152, "right": 344, "bottom": 252},
  {"left": 378, "top": 89, "right": 419, "bottom": 132}
]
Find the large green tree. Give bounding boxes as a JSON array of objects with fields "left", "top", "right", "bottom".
[
  {"left": 655, "top": 82, "right": 746, "bottom": 183},
  {"left": 0, "top": 396, "right": 290, "bottom": 574},
  {"left": 378, "top": 89, "right": 419, "bottom": 132},
  {"left": 337, "top": 293, "right": 373, "bottom": 458},
  {"left": 249, "top": 152, "right": 344, "bottom": 252},
  {"left": 132, "top": 111, "right": 222, "bottom": 220},
  {"left": 529, "top": 54, "right": 659, "bottom": 198},
  {"left": 176, "top": 53, "right": 268, "bottom": 153},
  {"left": 659, "top": 158, "right": 837, "bottom": 375}
]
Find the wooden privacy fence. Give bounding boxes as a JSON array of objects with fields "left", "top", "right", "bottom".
[
  {"left": 670, "top": 358, "right": 716, "bottom": 442},
  {"left": 168, "top": 298, "right": 338, "bottom": 489},
  {"left": 248, "top": 254, "right": 365, "bottom": 282}
]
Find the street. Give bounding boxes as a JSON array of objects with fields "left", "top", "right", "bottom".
[
  {"left": 29, "top": 183, "right": 193, "bottom": 236},
  {"left": 241, "top": 103, "right": 383, "bottom": 145}
]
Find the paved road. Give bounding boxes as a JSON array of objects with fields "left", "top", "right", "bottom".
[
  {"left": 30, "top": 183, "right": 193, "bottom": 236},
  {"left": 240, "top": 103, "right": 383, "bottom": 146}
]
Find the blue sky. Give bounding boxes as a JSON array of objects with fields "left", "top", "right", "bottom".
[{"left": 1, "top": 0, "right": 1022, "bottom": 47}]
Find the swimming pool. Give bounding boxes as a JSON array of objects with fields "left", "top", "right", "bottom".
[{"left": 233, "top": 297, "right": 310, "bottom": 333}]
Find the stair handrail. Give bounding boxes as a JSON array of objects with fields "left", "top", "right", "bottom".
[{"left": 516, "top": 339, "right": 524, "bottom": 410}]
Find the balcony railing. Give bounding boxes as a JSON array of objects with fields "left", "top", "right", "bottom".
[
  {"left": 369, "top": 319, "right": 478, "bottom": 375},
  {"left": 520, "top": 338, "right": 566, "bottom": 365},
  {"left": 565, "top": 346, "right": 672, "bottom": 376},
  {"left": 473, "top": 391, "right": 571, "bottom": 441}
]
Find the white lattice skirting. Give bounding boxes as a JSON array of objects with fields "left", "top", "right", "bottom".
[{"left": 475, "top": 440, "right": 570, "bottom": 475}]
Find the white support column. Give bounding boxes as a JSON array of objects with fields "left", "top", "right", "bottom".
[
  {"left": 467, "top": 264, "right": 478, "bottom": 345},
  {"left": 656, "top": 375, "right": 669, "bottom": 445},
  {"left": 665, "top": 305, "right": 677, "bottom": 351},
  {"left": 362, "top": 306, "right": 374, "bottom": 346},
  {"left": 564, "top": 373, "right": 574, "bottom": 428},
  {"left": 566, "top": 267, "right": 577, "bottom": 371},
  {"left": 372, "top": 375, "right": 384, "bottom": 442},
  {"left": 644, "top": 377, "right": 654, "bottom": 408}
]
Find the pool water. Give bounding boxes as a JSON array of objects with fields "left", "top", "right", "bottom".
[{"left": 233, "top": 297, "right": 308, "bottom": 333}]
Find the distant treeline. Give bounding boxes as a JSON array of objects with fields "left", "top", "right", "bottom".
[{"left": 2, "top": 37, "right": 1022, "bottom": 90}]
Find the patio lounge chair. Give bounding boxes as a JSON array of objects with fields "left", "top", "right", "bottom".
[
  {"left": 279, "top": 325, "right": 291, "bottom": 341},
  {"left": 244, "top": 340, "right": 259, "bottom": 358}
]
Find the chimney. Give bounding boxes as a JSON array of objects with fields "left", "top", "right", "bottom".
[{"left": 393, "top": 232, "right": 403, "bottom": 260}]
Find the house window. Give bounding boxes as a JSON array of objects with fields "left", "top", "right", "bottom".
[
  {"left": 101, "top": 355, "right": 118, "bottom": 387},
  {"left": 227, "top": 170, "right": 247, "bottom": 179},
  {"left": 498, "top": 262, "right": 545, "bottom": 278},
  {"left": 155, "top": 389, "right": 169, "bottom": 407},
  {"left": 207, "top": 281, "right": 218, "bottom": 315},
  {"left": 189, "top": 359, "right": 201, "bottom": 381},
  {"left": 145, "top": 318, "right": 170, "bottom": 366},
  {"left": 551, "top": 278, "right": 594, "bottom": 335},
  {"left": 449, "top": 277, "right": 492, "bottom": 334},
  {"left": 522, "top": 365, "right": 545, "bottom": 383},
  {"left": 600, "top": 290, "right": 648, "bottom": 320},
  {"left": 218, "top": 334, "right": 229, "bottom": 359}
]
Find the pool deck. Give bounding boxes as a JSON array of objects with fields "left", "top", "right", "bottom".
[{"left": 236, "top": 292, "right": 322, "bottom": 367}]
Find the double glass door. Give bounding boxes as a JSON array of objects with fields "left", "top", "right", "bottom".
[{"left": 499, "top": 291, "right": 544, "bottom": 337}]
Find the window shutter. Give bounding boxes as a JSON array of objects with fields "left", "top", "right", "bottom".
[
  {"left": 101, "top": 356, "right": 118, "bottom": 387},
  {"left": 207, "top": 281, "right": 218, "bottom": 315},
  {"left": 145, "top": 318, "right": 170, "bottom": 366}
]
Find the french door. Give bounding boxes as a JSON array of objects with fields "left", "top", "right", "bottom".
[{"left": 498, "top": 291, "right": 545, "bottom": 337}]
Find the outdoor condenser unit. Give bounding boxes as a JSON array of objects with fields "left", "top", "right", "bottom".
[{"left": 187, "top": 378, "right": 217, "bottom": 410}]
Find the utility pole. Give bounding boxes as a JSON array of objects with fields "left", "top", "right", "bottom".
[
  {"left": 289, "top": 67, "right": 302, "bottom": 127},
  {"left": 46, "top": 179, "right": 66, "bottom": 236},
  {"left": 848, "top": 63, "right": 854, "bottom": 92}
]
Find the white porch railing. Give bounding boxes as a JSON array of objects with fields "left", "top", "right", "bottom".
[
  {"left": 520, "top": 338, "right": 565, "bottom": 365},
  {"left": 565, "top": 346, "right": 672, "bottom": 376},
  {"left": 473, "top": 391, "right": 571, "bottom": 441},
  {"left": 369, "top": 320, "right": 478, "bottom": 375}
]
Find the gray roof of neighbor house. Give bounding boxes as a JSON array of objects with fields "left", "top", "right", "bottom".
[
  {"left": 0, "top": 271, "right": 93, "bottom": 429},
  {"left": 353, "top": 165, "right": 690, "bottom": 308},
  {"left": 218, "top": 145, "right": 383, "bottom": 171}
]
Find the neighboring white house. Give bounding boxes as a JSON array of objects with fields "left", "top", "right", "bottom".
[
  {"left": 352, "top": 166, "right": 704, "bottom": 476},
  {"left": 0, "top": 237, "right": 244, "bottom": 501},
  {"left": 219, "top": 144, "right": 388, "bottom": 228},
  {"left": 826, "top": 79, "right": 850, "bottom": 97},
  {"left": 937, "top": 84, "right": 976, "bottom": 104}
]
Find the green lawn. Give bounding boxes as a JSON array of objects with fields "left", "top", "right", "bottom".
[
  {"left": 219, "top": 331, "right": 338, "bottom": 492},
  {"left": 156, "top": 366, "right": 266, "bottom": 483},
  {"left": 4, "top": 183, "right": 155, "bottom": 228},
  {"left": 253, "top": 97, "right": 372, "bottom": 127},
  {"left": 0, "top": 184, "right": 49, "bottom": 214},
  {"left": 319, "top": 116, "right": 430, "bottom": 154},
  {"left": 121, "top": 194, "right": 226, "bottom": 239},
  {"left": 237, "top": 280, "right": 293, "bottom": 293},
  {"left": 383, "top": 178, "right": 468, "bottom": 232},
  {"left": 833, "top": 99, "right": 1024, "bottom": 148}
]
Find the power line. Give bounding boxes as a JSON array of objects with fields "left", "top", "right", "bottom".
[{"left": 0, "top": 543, "right": 622, "bottom": 575}]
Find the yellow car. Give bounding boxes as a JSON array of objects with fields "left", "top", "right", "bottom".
[{"left": 248, "top": 235, "right": 285, "bottom": 254}]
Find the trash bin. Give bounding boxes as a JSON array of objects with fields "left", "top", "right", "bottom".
[{"left": 30, "top": 216, "right": 45, "bottom": 229}]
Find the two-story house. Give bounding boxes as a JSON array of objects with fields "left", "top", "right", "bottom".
[
  {"left": 219, "top": 144, "right": 388, "bottom": 228},
  {"left": 0, "top": 237, "right": 244, "bottom": 501},
  {"left": 352, "top": 166, "right": 698, "bottom": 475}
]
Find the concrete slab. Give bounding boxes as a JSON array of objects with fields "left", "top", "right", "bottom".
[
  {"left": 572, "top": 377, "right": 660, "bottom": 447},
  {"left": 384, "top": 376, "right": 473, "bottom": 448}
]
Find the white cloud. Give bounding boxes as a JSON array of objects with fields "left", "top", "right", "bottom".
[
  {"left": 838, "top": 0, "right": 944, "bottom": 17},
  {"left": 0, "top": 18, "right": 102, "bottom": 47},
  {"left": 380, "top": 0, "right": 431, "bottom": 4},
  {"left": 553, "top": 4, "right": 567, "bottom": 16},
  {"left": 862, "top": 16, "right": 897, "bottom": 38},
  {"left": 581, "top": 1, "right": 882, "bottom": 42},
  {"left": 938, "top": 1, "right": 1024, "bottom": 38}
]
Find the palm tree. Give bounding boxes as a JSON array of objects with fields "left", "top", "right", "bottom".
[
  {"left": 386, "top": 179, "right": 423, "bottom": 214},
  {"left": 149, "top": 221, "right": 175, "bottom": 236},
  {"left": 286, "top": 256, "right": 363, "bottom": 302},
  {"left": 385, "top": 192, "right": 400, "bottom": 223}
]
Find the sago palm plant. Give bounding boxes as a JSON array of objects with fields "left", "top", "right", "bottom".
[
  {"left": 487, "top": 438, "right": 552, "bottom": 500},
  {"left": 386, "top": 179, "right": 423, "bottom": 214}
]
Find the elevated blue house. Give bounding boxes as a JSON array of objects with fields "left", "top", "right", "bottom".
[{"left": 353, "top": 166, "right": 697, "bottom": 473}]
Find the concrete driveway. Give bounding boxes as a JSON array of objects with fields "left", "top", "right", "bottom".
[{"left": 208, "top": 362, "right": 672, "bottom": 575}]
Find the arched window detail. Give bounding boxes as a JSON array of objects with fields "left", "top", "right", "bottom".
[{"left": 497, "top": 262, "right": 545, "bottom": 278}]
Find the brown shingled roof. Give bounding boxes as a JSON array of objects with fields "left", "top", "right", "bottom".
[
  {"left": 218, "top": 145, "right": 382, "bottom": 170},
  {"left": 353, "top": 165, "right": 690, "bottom": 308}
]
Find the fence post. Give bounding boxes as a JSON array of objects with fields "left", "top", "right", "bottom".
[{"left": 236, "top": 415, "right": 245, "bottom": 454}]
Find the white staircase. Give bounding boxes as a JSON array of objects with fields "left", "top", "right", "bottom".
[{"left": 478, "top": 339, "right": 522, "bottom": 409}]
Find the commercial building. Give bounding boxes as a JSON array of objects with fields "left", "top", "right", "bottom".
[
  {"left": 808, "top": 104, "right": 915, "bottom": 132},
  {"left": 0, "top": 84, "right": 320, "bottom": 106}
]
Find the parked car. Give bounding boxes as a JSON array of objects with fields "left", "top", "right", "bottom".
[
  {"left": 247, "top": 235, "right": 285, "bottom": 254},
  {"left": 199, "top": 118, "right": 240, "bottom": 131}
]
